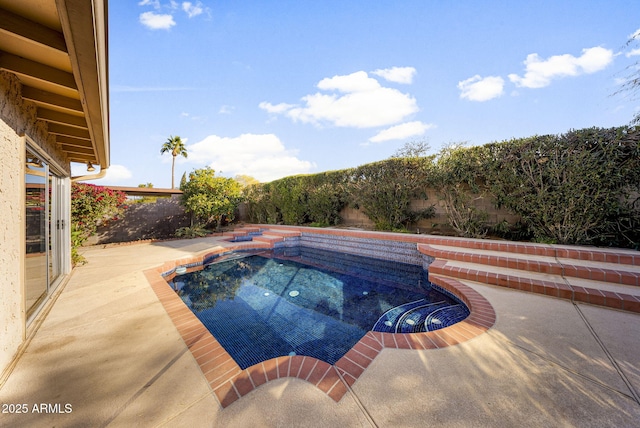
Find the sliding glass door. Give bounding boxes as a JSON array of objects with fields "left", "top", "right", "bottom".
[
  {"left": 25, "top": 148, "right": 48, "bottom": 318},
  {"left": 25, "top": 146, "right": 68, "bottom": 320}
]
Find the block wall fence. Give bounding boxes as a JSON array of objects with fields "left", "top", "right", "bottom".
[{"left": 89, "top": 187, "right": 520, "bottom": 245}]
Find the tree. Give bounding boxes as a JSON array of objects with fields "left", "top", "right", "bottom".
[
  {"left": 136, "top": 183, "right": 156, "bottom": 204},
  {"left": 391, "top": 139, "right": 431, "bottom": 158},
  {"left": 180, "top": 167, "right": 243, "bottom": 229},
  {"left": 234, "top": 174, "right": 260, "bottom": 188},
  {"left": 160, "top": 135, "right": 188, "bottom": 188}
]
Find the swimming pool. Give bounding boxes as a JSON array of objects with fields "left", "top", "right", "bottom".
[{"left": 169, "top": 246, "right": 469, "bottom": 369}]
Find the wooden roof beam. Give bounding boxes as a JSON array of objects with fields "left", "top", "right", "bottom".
[
  {"left": 37, "top": 107, "right": 87, "bottom": 128},
  {"left": 55, "top": 135, "right": 93, "bottom": 148},
  {"left": 0, "top": 52, "right": 77, "bottom": 90},
  {"left": 0, "top": 7, "right": 67, "bottom": 53},
  {"left": 21, "top": 85, "right": 83, "bottom": 113},
  {"left": 47, "top": 122, "right": 90, "bottom": 139}
]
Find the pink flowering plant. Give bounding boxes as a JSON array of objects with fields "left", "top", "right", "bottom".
[{"left": 71, "top": 182, "right": 127, "bottom": 264}]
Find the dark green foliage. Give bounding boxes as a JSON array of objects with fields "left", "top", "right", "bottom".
[
  {"left": 174, "top": 225, "right": 210, "bottom": 238},
  {"left": 305, "top": 171, "right": 350, "bottom": 226},
  {"left": 348, "top": 157, "right": 436, "bottom": 230},
  {"left": 271, "top": 176, "right": 309, "bottom": 225},
  {"left": 243, "top": 126, "right": 640, "bottom": 248},
  {"left": 245, "top": 170, "right": 349, "bottom": 226},
  {"left": 433, "top": 143, "right": 491, "bottom": 238},
  {"left": 486, "top": 127, "right": 640, "bottom": 247},
  {"left": 180, "top": 167, "right": 243, "bottom": 229}
]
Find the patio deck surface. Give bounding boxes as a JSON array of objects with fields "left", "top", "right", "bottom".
[{"left": 1, "top": 234, "right": 639, "bottom": 427}]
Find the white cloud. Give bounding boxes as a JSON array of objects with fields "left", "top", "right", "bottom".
[
  {"left": 508, "top": 47, "right": 614, "bottom": 89},
  {"left": 218, "top": 105, "right": 234, "bottom": 114},
  {"left": 138, "top": 0, "right": 160, "bottom": 8},
  {"left": 187, "top": 133, "right": 315, "bottom": 182},
  {"left": 458, "top": 75, "right": 505, "bottom": 101},
  {"left": 139, "top": 11, "right": 176, "bottom": 30},
  {"left": 318, "top": 71, "right": 381, "bottom": 92},
  {"left": 261, "top": 70, "right": 419, "bottom": 128},
  {"left": 72, "top": 164, "right": 133, "bottom": 184},
  {"left": 371, "top": 67, "right": 417, "bottom": 84},
  {"left": 103, "top": 165, "right": 133, "bottom": 181},
  {"left": 258, "top": 102, "right": 295, "bottom": 114},
  {"left": 182, "top": 1, "right": 204, "bottom": 18},
  {"left": 369, "top": 121, "right": 434, "bottom": 143},
  {"left": 626, "top": 48, "right": 640, "bottom": 58}
]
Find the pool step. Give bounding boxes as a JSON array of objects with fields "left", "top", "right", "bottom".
[
  {"left": 418, "top": 242, "right": 640, "bottom": 286},
  {"left": 252, "top": 229, "right": 302, "bottom": 245},
  {"left": 395, "top": 301, "right": 449, "bottom": 333},
  {"left": 373, "top": 300, "right": 449, "bottom": 333},
  {"left": 224, "top": 227, "right": 266, "bottom": 242},
  {"left": 423, "top": 304, "right": 470, "bottom": 331},
  {"left": 421, "top": 241, "right": 640, "bottom": 313},
  {"left": 418, "top": 236, "right": 640, "bottom": 266}
]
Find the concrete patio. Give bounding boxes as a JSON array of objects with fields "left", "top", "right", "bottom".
[{"left": 1, "top": 235, "right": 639, "bottom": 427}]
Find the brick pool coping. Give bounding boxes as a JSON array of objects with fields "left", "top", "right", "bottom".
[{"left": 143, "top": 238, "right": 495, "bottom": 407}]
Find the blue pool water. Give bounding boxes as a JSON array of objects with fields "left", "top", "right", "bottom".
[{"left": 169, "top": 247, "right": 468, "bottom": 369}]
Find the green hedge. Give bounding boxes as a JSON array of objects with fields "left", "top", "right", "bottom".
[
  {"left": 485, "top": 127, "right": 640, "bottom": 247},
  {"left": 244, "top": 126, "right": 640, "bottom": 248}
]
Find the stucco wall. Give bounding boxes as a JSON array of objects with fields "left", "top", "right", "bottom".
[
  {"left": 0, "top": 104, "right": 24, "bottom": 376},
  {"left": 0, "top": 71, "right": 70, "bottom": 374}
]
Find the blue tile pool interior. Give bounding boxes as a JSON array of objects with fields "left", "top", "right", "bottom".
[{"left": 169, "top": 246, "right": 469, "bottom": 369}]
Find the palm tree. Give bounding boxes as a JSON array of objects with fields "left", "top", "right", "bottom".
[{"left": 160, "top": 135, "right": 188, "bottom": 188}]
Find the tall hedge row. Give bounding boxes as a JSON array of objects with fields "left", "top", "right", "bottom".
[{"left": 244, "top": 126, "right": 640, "bottom": 248}]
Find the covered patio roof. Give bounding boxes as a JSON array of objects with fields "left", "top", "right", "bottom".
[{"left": 0, "top": 0, "right": 109, "bottom": 169}]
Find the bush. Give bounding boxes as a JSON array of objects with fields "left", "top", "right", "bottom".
[
  {"left": 242, "top": 126, "right": 640, "bottom": 248},
  {"left": 175, "top": 225, "right": 211, "bottom": 238},
  {"left": 487, "top": 127, "right": 640, "bottom": 246},
  {"left": 433, "top": 143, "right": 490, "bottom": 238},
  {"left": 71, "top": 183, "right": 127, "bottom": 264},
  {"left": 180, "top": 167, "right": 243, "bottom": 229},
  {"left": 245, "top": 170, "right": 349, "bottom": 226},
  {"left": 348, "top": 157, "right": 436, "bottom": 230}
]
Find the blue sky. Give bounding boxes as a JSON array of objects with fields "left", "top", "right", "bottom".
[{"left": 75, "top": 0, "right": 640, "bottom": 187}]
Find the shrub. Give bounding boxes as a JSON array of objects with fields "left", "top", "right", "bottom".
[
  {"left": 71, "top": 183, "right": 128, "bottom": 264},
  {"left": 348, "top": 157, "right": 436, "bottom": 230},
  {"left": 433, "top": 143, "right": 491, "bottom": 238},
  {"left": 270, "top": 176, "right": 308, "bottom": 225},
  {"left": 180, "top": 167, "right": 243, "bottom": 229},
  {"left": 487, "top": 127, "right": 640, "bottom": 246},
  {"left": 175, "top": 225, "right": 211, "bottom": 238},
  {"left": 244, "top": 170, "right": 349, "bottom": 226},
  {"left": 241, "top": 126, "right": 640, "bottom": 248}
]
